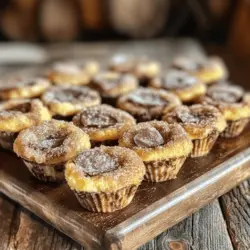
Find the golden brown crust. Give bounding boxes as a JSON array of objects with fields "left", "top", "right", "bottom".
[
  {"left": 0, "top": 78, "right": 50, "bottom": 100},
  {"left": 162, "top": 104, "right": 227, "bottom": 139},
  {"left": 48, "top": 61, "right": 99, "bottom": 86},
  {"left": 117, "top": 87, "right": 181, "bottom": 122},
  {"left": 172, "top": 56, "right": 228, "bottom": 84},
  {"left": 197, "top": 83, "right": 250, "bottom": 121},
  {"left": 42, "top": 86, "right": 101, "bottom": 117},
  {"left": 14, "top": 120, "right": 91, "bottom": 165},
  {"left": 0, "top": 99, "right": 51, "bottom": 132},
  {"left": 109, "top": 54, "right": 161, "bottom": 80},
  {"left": 149, "top": 70, "right": 206, "bottom": 102},
  {"left": 73, "top": 104, "right": 136, "bottom": 142},
  {"left": 65, "top": 146, "right": 145, "bottom": 193},
  {"left": 119, "top": 120, "right": 193, "bottom": 161},
  {"left": 90, "top": 71, "right": 138, "bottom": 98}
]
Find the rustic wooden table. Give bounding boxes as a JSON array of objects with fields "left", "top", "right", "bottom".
[{"left": 0, "top": 40, "right": 250, "bottom": 250}]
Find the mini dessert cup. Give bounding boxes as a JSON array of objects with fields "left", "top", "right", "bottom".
[
  {"left": 42, "top": 86, "right": 101, "bottom": 120},
  {"left": 73, "top": 104, "right": 136, "bottom": 147},
  {"left": 149, "top": 69, "right": 206, "bottom": 103},
  {"left": 197, "top": 83, "right": 250, "bottom": 138},
  {"left": 0, "top": 77, "right": 50, "bottom": 100},
  {"left": 163, "top": 104, "right": 227, "bottom": 157},
  {"left": 119, "top": 121, "right": 192, "bottom": 182},
  {"left": 48, "top": 61, "right": 99, "bottom": 86},
  {"left": 172, "top": 56, "right": 228, "bottom": 85},
  {"left": 109, "top": 54, "right": 161, "bottom": 85},
  {"left": 90, "top": 71, "right": 138, "bottom": 105},
  {"left": 117, "top": 87, "right": 181, "bottom": 122},
  {"left": 14, "top": 120, "right": 90, "bottom": 182},
  {"left": 65, "top": 146, "right": 145, "bottom": 212},
  {"left": 0, "top": 99, "right": 51, "bottom": 150}
]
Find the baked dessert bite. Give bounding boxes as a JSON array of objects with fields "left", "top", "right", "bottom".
[
  {"left": 109, "top": 54, "right": 161, "bottom": 85},
  {"left": 90, "top": 71, "right": 138, "bottom": 105},
  {"left": 0, "top": 77, "right": 50, "bottom": 100},
  {"left": 42, "top": 86, "right": 101, "bottom": 119},
  {"left": 172, "top": 56, "right": 228, "bottom": 85},
  {"left": 163, "top": 104, "right": 226, "bottom": 157},
  {"left": 117, "top": 87, "right": 181, "bottom": 122},
  {"left": 0, "top": 99, "right": 51, "bottom": 150},
  {"left": 48, "top": 61, "right": 99, "bottom": 86},
  {"left": 73, "top": 104, "right": 136, "bottom": 147},
  {"left": 14, "top": 120, "right": 90, "bottom": 182},
  {"left": 119, "top": 121, "right": 192, "bottom": 182},
  {"left": 149, "top": 69, "right": 206, "bottom": 103},
  {"left": 197, "top": 83, "right": 250, "bottom": 138},
  {"left": 65, "top": 146, "right": 145, "bottom": 212}
]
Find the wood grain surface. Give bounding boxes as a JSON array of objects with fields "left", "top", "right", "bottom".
[{"left": 0, "top": 40, "right": 250, "bottom": 250}]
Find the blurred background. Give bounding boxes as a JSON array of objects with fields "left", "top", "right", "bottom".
[
  {"left": 0, "top": 0, "right": 248, "bottom": 56},
  {"left": 0, "top": 0, "right": 250, "bottom": 87}
]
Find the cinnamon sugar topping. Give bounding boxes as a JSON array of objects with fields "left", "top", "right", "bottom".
[
  {"left": 43, "top": 86, "right": 98, "bottom": 103},
  {"left": 80, "top": 109, "right": 117, "bottom": 128},
  {"left": 128, "top": 88, "right": 167, "bottom": 106},
  {"left": 134, "top": 127, "right": 164, "bottom": 148},
  {"left": 162, "top": 70, "right": 197, "bottom": 89},
  {"left": 207, "top": 84, "right": 243, "bottom": 103},
  {"left": 75, "top": 149, "right": 118, "bottom": 176}
]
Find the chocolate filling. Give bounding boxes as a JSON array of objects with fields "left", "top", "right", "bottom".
[
  {"left": 6, "top": 102, "right": 31, "bottom": 113},
  {"left": 134, "top": 127, "right": 164, "bottom": 148},
  {"left": 75, "top": 149, "right": 119, "bottom": 176},
  {"left": 39, "top": 135, "right": 66, "bottom": 150},
  {"left": 176, "top": 110, "right": 201, "bottom": 124},
  {"left": 207, "top": 86, "right": 243, "bottom": 103},
  {"left": 163, "top": 70, "right": 197, "bottom": 90},
  {"left": 128, "top": 91, "right": 167, "bottom": 107},
  {"left": 80, "top": 109, "right": 118, "bottom": 128},
  {"left": 173, "top": 58, "right": 205, "bottom": 71},
  {"left": 51, "top": 87, "right": 96, "bottom": 103}
]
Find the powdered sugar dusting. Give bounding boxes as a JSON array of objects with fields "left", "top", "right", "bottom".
[
  {"left": 207, "top": 84, "right": 243, "bottom": 103},
  {"left": 163, "top": 70, "right": 197, "bottom": 89},
  {"left": 127, "top": 88, "right": 167, "bottom": 106},
  {"left": 43, "top": 86, "right": 99, "bottom": 104}
]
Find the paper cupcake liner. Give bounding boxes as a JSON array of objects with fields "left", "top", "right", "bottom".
[
  {"left": 0, "top": 131, "right": 18, "bottom": 151},
  {"left": 220, "top": 118, "right": 249, "bottom": 138},
  {"left": 144, "top": 156, "right": 186, "bottom": 182},
  {"left": 191, "top": 131, "right": 219, "bottom": 158},
  {"left": 73, "top": 185, "right": 138, "bottom": 213},
  {"left": 23, "top": 160, "right": 65, "bottom": 183}
]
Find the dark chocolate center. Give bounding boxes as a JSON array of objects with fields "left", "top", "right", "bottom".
[
  {"left": 80, "top": 110, "right": 118, "bottom": 128},
  {"left": 7, "top": 102, "right": 31, "bottom": 113},
  {"left": 40, "top": 135, "right": 66, "bottom": 150},
  {"left": 75, "top": 149, "right": 118, "bottom": 176},
  {"left": 134, "top": 127, "right": 164, "bottom": 148},
  {"left": 128, "top": 91, "right": 167, "bottom": 106},
  {"left": 207, "top": 87, "right": 243, "bottom": 103},
  {"left": 163, "top": 71, "right": 197, "bottom": 89}
]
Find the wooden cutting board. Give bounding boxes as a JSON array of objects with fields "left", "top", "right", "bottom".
[{"left": 1, "top": 39, "right": 250, "bottom": 250}]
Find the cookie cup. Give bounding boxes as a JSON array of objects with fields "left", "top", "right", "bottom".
[
  {"left": 14, "top": 120, "right": 90, "bottom": 182},
  {"left": 65, "top": 146, "right": 145, "bottom": 212},
  {"left": 73, "top": 104, "right": 136, "bottom": 147},
  {"left": 0, "top": 99, "right": 51, "bottom": 150},
  {"left": 0, "top": 78, "right": 50, "bottom": 100},
  {"left": 119, "top": 121, "right": 192, "bottom": 182},
  {"left": 163, "top": 104, "right": 226, "bottom": 157}
]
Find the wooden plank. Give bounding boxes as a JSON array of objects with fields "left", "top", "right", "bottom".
[
  {"left": 220, "top": 180, "right": 250, "bottom": 250},
  {"left": 140, "top": 200, "right": 233, "bottom": 250},
  {"left": 0, "top": 194, "right": 17, "bottom": 250}
]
